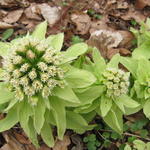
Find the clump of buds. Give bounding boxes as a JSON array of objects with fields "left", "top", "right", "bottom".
[
  {"left": 3, "top": 37, "right": 66, "bottom": 105},
  {"left": 103, "top": 68, "right": 130, "bottom": 98}
]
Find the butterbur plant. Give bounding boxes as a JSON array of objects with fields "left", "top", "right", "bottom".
[
  {"left": 0, "top": 21, "right": 96, "bottom": 147},
  {"left": 74, "top": 48, "right": 140, "bottom": 134}
]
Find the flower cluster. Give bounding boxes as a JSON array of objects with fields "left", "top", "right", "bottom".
[
  {"left": 3, "top": 37, "right": 66, "bottom": 104},
  {"left": 103, "top": 68, "right": 130, "bottom": 97}
]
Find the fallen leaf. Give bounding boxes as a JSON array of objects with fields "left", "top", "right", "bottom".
[
  {"left": 107, "top": 48, "right": 119, "bottom": 60},
  {"left": 71, "top": 12, "right": 91, "bottom": 35},
  {"left": 3, "top": 9, "right": 23, "bottom": 24},
  {"left": 135, "top": 0, "right": 150, "bottom": 9},
  {"left": 24, "top": 3, "right": 41, "bottom": 20},
  {"left": 0, "top": 21, "right": 13, "bottom": 29},
  {"left": 119, "top": 48, "right": 131, "bottom": 56},
  {"left": 38, "top": 3, "right": 60, "bottom": 27},
  {"left": 53, "top": 135, "right": 71, "bottom": 150}
]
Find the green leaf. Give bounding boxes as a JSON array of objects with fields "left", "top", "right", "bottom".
[
  {"left": 118, "top": 95, "right": 140, "bottom": 108},
  {"left": 66, "top": 111, "right": 93, "bottom": 133},
  {"left": 50, "top": 97, "right": 66, "bottom": 140},
  {"left": 120, "top": 57, "right": 137, "bottom": 78},
  {"left": 143, "top": 99, "right": 150, "bottom": 119},
  {"left": 32, "top": 21, "right": 47, "bottom": 40},
  {"left": 4, "top": 98, "right": 17, "bottom": 112},
  {"left": 100, "top": 96, "right": 112, "bottom": 117},
  {"left": 76, "top": 85, "right": 105, "bottom": 105},
  {"left": 124, "top": 144, "right": 132, "bottom": 150},
  {"left": 19, "top": 100, "right": 32, "bottom": 135},
  {"left": 103, "top": 106, "right": 123, "bottom": 134},
  {"left": 92, "top": 47, "right": 106, "bottom": 77},
  {"left": 114, "top": 97, "right": 125, "bottom": 113},
  {"left": 0, "top": 106, "right": 18, "bottom": 132},
  {"left": 2, "top": 28, "right": 14, "bottom": 41},
  {"left": 133, "top": 140, "right": 146, "bottom": 150},
  {"left": 65, "top": 67, "right": 96, "bottom": 88},
  {"left": 46, "top": 33, "right": 64, "bottom": 51},
  {"left": 33, "top": 98, "right": 46, "bottom": 134},
  {"left": 0, "top": 42, "right": 10, "bottom": 57},
  {"left": 28, "top": 118, "right": 39, "bottom": 147},
  {"left": 107, "top": 54, "right": 120, "bottom": 68},
  {"left": 53, "top": 86, "right": 80, "bottom": 103},
  {"left": 41, "top": 122, "right": 54, "bottom": 147},
  {"left": 61, "top": 43, "right": 88, "bottom": 64}
]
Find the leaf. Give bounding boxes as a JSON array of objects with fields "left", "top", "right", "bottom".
[
  {"left": 46, "top": 33, "right": 64, "bottom": 51},
  {"left": 4, "top": 98, "right": 17, "bottom": 112},
  {"left": 0, "top": 42, "right": 10, "bottom": 57},
  {"left": 32, "top": 21, "right": 47, "bottom": 40},
  {"left": 28, "top": 118, "right": 39, "bottom": 147},
  {"left": 76, "top": 85, "right": 105, "bottom": 105},
  {"left": 107, "top": 54, "right": 120, "bottom": 68},
  {"left": 103, "top": 105, "right": 123, "bottom": 134},
  {"left": 124, "top": 144, "right": 132, "bottom": 150},
  {"left": 53, "top": 86, "right": 80, "bottom": 103},
  {"left": 50, "top": 97, "right": 66, "bottom": 140},
  {"left": 92, "top": 47, "right": 106, "bottom": 77},
  {"left": 66, "top": 111, "right": 93, "bottom": 133},
  {"left": 61, "top": 43, "right": 88, "bottom": 64},
  {"left": 133, "top": 140, "right": 146, "bottom": 150},
  {"left": 114, "top": 97, "right": 125, "bottom": 113},
  {"left": 120, "top": 57, "right": 137, "bottom": 78},
  {"left": 118, "top": 95, "right": 140, "bottom": 108},
  {"left": 0, "top": 106, "right": 18, "bottom": 132},
  {"left": 65, "top": 67, "right": 96, "bottom": 88},
  {"left": 100, "top": 96, "right": 112, "bottom": 117},
  {"left": 19, "top": 100, "right": 32, "bottom": 136},
  {"left": 143, "top": 99, "right": 150, "bottom": 119},
  {"left": 33, "top": 98, "right": 46, "bottom": 134},
  {"left": 41, "top": 121, "right": 54, "bottom": 147},
  {"left": 2, "top": 28, "right": 14, "bottom": 41}
]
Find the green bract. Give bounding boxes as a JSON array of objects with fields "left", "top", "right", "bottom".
[
  {"left": 0, "top": 21, "right": 96, "bottom": 147},
  {"left": 74, "top": 48, "right": 140, "bottom": 134}
]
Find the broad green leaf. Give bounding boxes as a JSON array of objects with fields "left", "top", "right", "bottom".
[
  {"left": 0, "top": 106, "right": 18, "bottom": 132},
  {"left": 4, "top": 98, "right": 17, "bottom": 112},
  {"left": 76, "top": 85, "right": 105, "bottom": 105},
  {"left": 66, "top": 111, "right": 93, "bottom": 133},
  {"left": 0, "top": 42, "right": 10, "bottom": 57},
  {"left": 28, "top": 118, "right": 39, "bottom": 147},
  {"left": 133, "top": 140, "right": 146, "bottom": 150},
  {"left": 118, "top": 95, "right": 140, "bottom": 108},
  {"left": 143, "top": 99, "right": 150, "bottom": 119},
  {"left": 103, "top": 105, "right": 123, "bottom": 134},
  {"left": 50, "top": 97, "right": 66, "bottom": 140},
  {"left": 114, "top": 97, "right": 125, "bottom": 113},
  {"left": 61, "top": 43, "right": 88, "bottom": 64},
  {"left": 100, "top": 96, "right": 112, "bottom": 117},
  {"left": 46, "top": 33, "right": 64, "bottom": 51},
  {"left": 124, "top": 144, "right": 132, "bottom": 150},
  {"left": 53, "top": 86, "right": 80, "bottom": 103},
  {"left": 92, "top": 47, "right": 106, "bottom": 77},
  {"left": 132, "top": 41, "right": 150, "bottom": 59},
  {"left": 120, "top": 57, "right": 137, "bottom": 78},
  {"left": 65, "top": 67, "right": 96, "bottom": 88},
  {"left": 107, "top": 54, "right": 120, "bottom": 68},
  {"left": 41, "top": 122, "right": 54, "bottom": 147},
  {"left": 33, "top": 98, "right": 46, "bottom": 134},
  {"left": 124, "top": 105, "right": 142, "bottom": 115},
  {"left": 2, "top": 28, "right": 14, "bottom": 41},
  {"left": 19, "top": 100, "right": 32, "bottom": 135},
  {"left": 32, "top": 21, "right": 47, "bottom": 40}
]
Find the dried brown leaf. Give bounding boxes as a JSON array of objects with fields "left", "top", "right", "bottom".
[
  {"left": 135, "top": 0, "right": 150, "bottom": 9},
  {"left": 0, "top": 21, "right": 14, "bottom": 29},
  {"left": 71, "top": 12, "right": 91, "bottom": 35},
  {"left": 3, "top": 9, "right": 23, "bottom": 24},
  {"left": 53, "top": 135, "right": 71, "bottom": 150}
]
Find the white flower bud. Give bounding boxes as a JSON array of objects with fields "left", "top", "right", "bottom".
[
  {"left": 42, "top": 86, "right": 50, "bottom": 98},
  {"left": 24, "top": 86, "right": 35, "bottom": 97},
  {"left": 47, "top": 79, "right": 57, "bottom": 88},
  {"left": 13, "top": 69, "right": 21, "bottom": 78},
  {"left": 38, "top": 62, "right": 48, "bottom": 72},
  {"left": 10, "top": 79, "right": 19, "bottom": 87},
  {"left": 114, "top": 89, "right": 121, "bottom": 97},
  {"left": 113, "top": 84, "right": 119, "bottom": 90},
  {"left": 48, "top": 66, "right": 57, "bottom": 76},
  {"left": 26, "top": 50, "right": 36, "bottom": 59},
  {"left": 32, "top": 80, "right": 43, "bottom": 91},
  {"left": 12, "top": 56, "right": 22, "bottom": 64},
  {"left": 15, "top": 88, "right": 24, "bottom": 101},
  {"left": 28, "top": 69, "right": 37, "bottom": 80},
  {"left": 20, "top": 76, "right": 28, "bottom": 86},
  {"left": 20, "top": 63, "right": 30, "bottom": 72},
  {"left": 41, "top": 73, "right": 49, "bottom": 82},
  {"left": 105, "top": 82, "right": 113, "bottom": 89}
]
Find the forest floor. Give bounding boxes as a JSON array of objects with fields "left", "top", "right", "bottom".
[{"left": 0, "top": 0, "right": 150, "bottom": 150}]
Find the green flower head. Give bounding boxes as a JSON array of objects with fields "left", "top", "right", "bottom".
[
  {"left": 3, "top": 37, "right": 66, "bottom": 104},
  {"left": 103, "top": 68, "right": 130, "bottom": 98}
]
